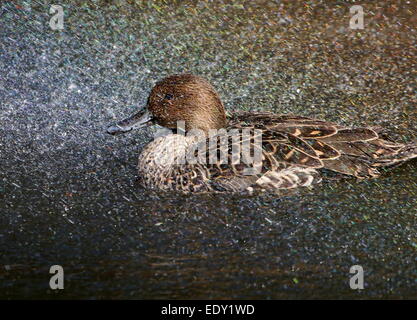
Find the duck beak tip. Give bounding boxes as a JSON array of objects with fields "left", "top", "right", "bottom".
[{"left": 106, "top": 125, "right": 132, "bottom": 135}]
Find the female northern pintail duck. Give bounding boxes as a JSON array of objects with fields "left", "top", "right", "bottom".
[{"left": 107, "top": 74, "right": 416, "bottom": 192}]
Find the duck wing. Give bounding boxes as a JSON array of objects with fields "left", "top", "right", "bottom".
[
  {"left": 226, "top": 112, "right": 416, "bottom": 182},
  {"left": 177, "top": 112, "right": 415, "bottom": 192},
  {"left": 205, "top": 113, "right": 335, "bottom": 191}
]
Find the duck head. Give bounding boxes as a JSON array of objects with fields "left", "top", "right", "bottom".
[{"left": 107, "top": 74, "right": 227, "bottom": 135}]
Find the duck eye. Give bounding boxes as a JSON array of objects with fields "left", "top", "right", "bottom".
[{"left": 164, "top": 93, "right": 174, "bottom": 100}]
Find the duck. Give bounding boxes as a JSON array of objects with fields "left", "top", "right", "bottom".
[{"left": 107, "top": 74, "right": 417, "bottom": 193}]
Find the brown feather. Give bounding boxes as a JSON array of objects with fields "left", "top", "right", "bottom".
[{"left": 319, "top": 128, "right": 378, "bottom": 142}]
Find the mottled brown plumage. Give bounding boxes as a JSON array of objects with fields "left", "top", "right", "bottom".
[{"left": 107, "top": 74, "right": 417, "bottom": 193}]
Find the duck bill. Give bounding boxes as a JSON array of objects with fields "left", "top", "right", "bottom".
[{"left": 107, "top": 107, "right": 153, "bottom": 135}]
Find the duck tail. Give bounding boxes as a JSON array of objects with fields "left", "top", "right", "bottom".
[{"left": 373, "top": 142, "right": 417, "bottom": 168}]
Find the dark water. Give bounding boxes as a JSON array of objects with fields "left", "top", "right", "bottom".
[{"left": 0, "top": 0, "right": 416, "bottom": 299}]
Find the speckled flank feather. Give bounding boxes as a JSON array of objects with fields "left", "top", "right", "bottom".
[
  {"left": 138, "top": 134, "right": 212, "bottom": 192},
  {"left": 109, "top": 74, "right": 417, "bottom": 193}
]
